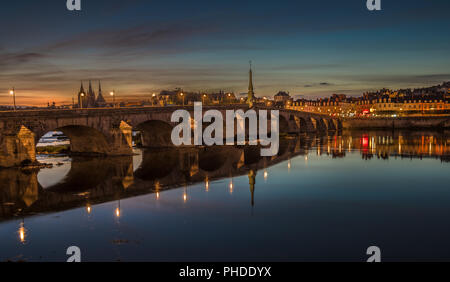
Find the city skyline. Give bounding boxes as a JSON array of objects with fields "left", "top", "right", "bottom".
[{"left": 1, "top": 0, "right": 450, "bottom": 106}]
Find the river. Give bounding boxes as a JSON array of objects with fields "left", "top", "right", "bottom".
[{"left": 0, "top": 130, "right": 449, "bottom": 261}]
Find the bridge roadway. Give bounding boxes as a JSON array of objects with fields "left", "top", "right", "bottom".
[{"left": 0, "top": 105, "right": 341, "bottom": 167}]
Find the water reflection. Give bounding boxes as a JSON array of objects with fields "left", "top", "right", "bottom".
[
  {"left": 18, "top": 219, "right": 26, "bottom": 244},
  {"left": 0, "top": 130, "right": 449, "bottom": 223}
]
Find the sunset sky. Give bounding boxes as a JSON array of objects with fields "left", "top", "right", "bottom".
[{"left": 1, "top": 0, "right": 450, "bottom": 106}]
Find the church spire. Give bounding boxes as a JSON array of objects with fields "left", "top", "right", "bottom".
[
  {"left": 96, "top": 80, "right": 106, "bottom": 107},
  {"left": 247, "top": 61, "right": 255, "bottom": 108},
  {"left": 79, "top": 81, "right": 85, "bottom": 94},
  {"left": 78, "top": 81, "right": 86, "bottom": 108},
  {"left": 86, "top": 80, "right": 96, "bottom": 107},
  {"left": 88, "top": 80, "right": 93, "bottom": 94}
]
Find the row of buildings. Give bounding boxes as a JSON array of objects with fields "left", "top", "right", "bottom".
[
  {"left": 152, "top": 64, "right": 258, "bottom": 107},
  {"left": 73, "top": 65, "right": 256, "bottom": 108},
  {"left": 71, "top": 72, "right": 449, "bottom": 118},
  {"left": 287, "top": 82, "right": 450, "bottom": 117}
]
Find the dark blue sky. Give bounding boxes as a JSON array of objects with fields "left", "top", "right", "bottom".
[{"left": 1, "top": 0, "right": 450, "bottom": 105}]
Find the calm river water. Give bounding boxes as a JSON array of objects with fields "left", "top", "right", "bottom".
[{"left": 1, "top": 130, "right": 450, "bottom": 261}]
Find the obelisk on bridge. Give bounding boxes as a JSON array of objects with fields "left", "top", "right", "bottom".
[{"left": 248, "top": 61, "right": 256, "bottom": 108}]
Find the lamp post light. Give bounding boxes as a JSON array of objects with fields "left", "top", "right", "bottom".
[
  {"left": 180, "top": 92, "right": 185, "bottom": 106},
  {"left": 9, "top": 88, "right": 16, "bottom": 111},
  {"left": 110, "top": 90, "right": 115, "bottom": 107},
  {"left": 202, "top": 94, "right": 207, "bottom": 105},
  {"left": 80, "top": 92, "right": 85, "bottom": 109},
  {"left": 152, "top": 93, "right": 157, "bottom": 107}
]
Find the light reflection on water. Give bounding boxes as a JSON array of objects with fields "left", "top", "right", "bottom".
[{"left": 0, "top": 130, "right": 449, "bottom": 261}]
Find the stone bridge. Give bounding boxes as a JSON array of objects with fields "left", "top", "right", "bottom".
[{"left": 0, "top": 105, "right": 341, "bottom": 167}]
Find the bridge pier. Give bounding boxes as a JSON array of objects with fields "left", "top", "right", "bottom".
[
  {"left": 109, "top": 121, "right": 133, "bottom": 155},
  {"left": 0, "top": 125, "right": 37, "bottom": 168}
]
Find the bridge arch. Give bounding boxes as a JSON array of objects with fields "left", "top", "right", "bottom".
[
  {"left": 134, "top": 149, "right": 179, "bottom": 181},
  {"left": 310, "top": 117, "right": 327, "bottom": 133},
  {"left": 45, "top": 157, "right": 130, "bottom": 192},
  {"left": 294, "top": 116, "right": 308, "bottom": 133},
  {"left": 244, "top": 146, "right": 263, "bottom": 165},
  {"left": 323, "top": 118, "right": 337, "bottom": 131},
  {"left": 135, "top": 120, "right": 174, "bottom": 148},
  {"left": 279, "top": 114, "right": 291, "bottom": 134},
  {"left": 198, "top": 147, "right": 228, "bottom": 172},
  {"left": 38, "top": 125, "right": 113, "bottom": 156}
]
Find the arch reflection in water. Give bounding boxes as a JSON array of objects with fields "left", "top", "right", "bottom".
[{"left": 1, "top": 130, "right": 449, "bottom": 222}]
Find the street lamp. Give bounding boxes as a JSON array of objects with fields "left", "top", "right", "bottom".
[
  {"left": 9, "top": 88, "right": 16, "bottom": 111},
  {"left": 180, "top": 92, "right": 185, "bottom": 106},
  {"left": 152, "top": 93, "right": 157, "bottom": 106},
  {"left": 110, "top": 90, "right": 115, "bottom": 107},
  {"left": 202, "top": 94, "right": 207, "bottom": 105},
  {"left": 80, "top": 92, "right": 85, "bottom": 109}
]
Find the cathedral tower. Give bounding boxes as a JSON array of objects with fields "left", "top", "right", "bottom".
[
  {"left": 87, "top": 80, "right": 96, "bottom": 108},
  {"left": 96, "top": 81, "right": 106, "bottom": 107},
  {"left": 248, "top": 61, "right": 255, "bottom": 108},
  {"left": 77, "top": 81, "right": 86, "bottom": 108}
]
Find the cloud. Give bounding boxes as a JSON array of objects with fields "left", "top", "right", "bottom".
[
  {"left": 0, "top": 52, "right": 45, "bottom": 68},
  {"left": 270, "top": 64, "right": 344, "bottom": 71},
  {"left": 303, "top": 82, "right": 334, "bottom": 87}
]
